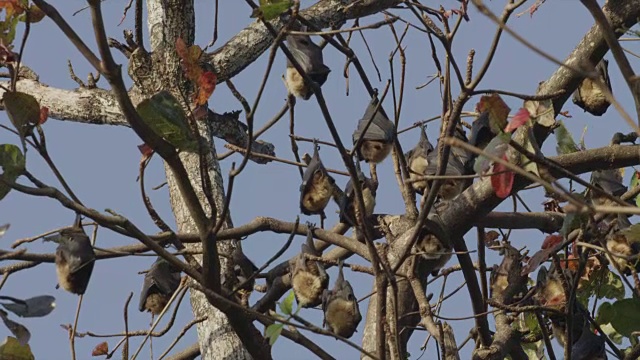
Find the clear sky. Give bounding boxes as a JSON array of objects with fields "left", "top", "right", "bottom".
[{"left": 1, "top": 0, "right": 636, "bottom": 359}]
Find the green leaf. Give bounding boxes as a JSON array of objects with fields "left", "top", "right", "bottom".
[
  {"left": 473, "top": 132, "right": 510, "bottom": 174},
  {"left": 560, "top": 209, "right": 587, "bottom": 238},
  {"left": 596, "top": 302, "right": 614, "bottom": 324},
  {"left": 555, "top": 120, "right": 579, "bottom": 155},
  {"left": 3, "top": 92, "right": 40, "bottom": 151},
  {"left": 608, "top": 298, "right": 640, "bottom": 337},
  {"left": 136, "top": 91, "right": 198, "bottom": 152},
  {"left": 0, "top": 144, "right": 26, "bottom": 200},
  {"left": 621, "top": 223, "right": 640, "bottom": 243},
  {"left": 579, "top": 267, "right": 624, "bottom": 303},
  {"left": 257, "top": 0, "right": 293, "bottom": 20},
  {"left": 521, "top": 340, "right": 546, "bottom": 360},
  {"left": 0, "top": 336, "right": 34, "bottom": 360},
  {"left": 265, "top": 323, "right": 283, "bottom": 345},
  {"left": 279, "top": 291, "right": 295, "bottom": 315},
  {"left": 599, "top": 322, "right": 623, "bottom": 345}
]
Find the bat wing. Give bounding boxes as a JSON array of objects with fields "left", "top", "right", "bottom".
[
  {"left": 469, "top": 112, "right": 492, "bottom": 148},
  {"left": 139, "top": 259, "right": 180, "bottom": 311},
  {"left": 286, "top": 35, "right": 330, "bottom": 84},
  {"left": 597, "top": 59, "right": 611, "bottom": 91},
  {"left": 57, "top": 230, "right": 95, "bottom": 275},
  {"left": 419, "top": 126, "right": 435, "bottom": 153},
  {"left": 425, "top": 153, "right": 465, "bottom": 176},
  {"left": 352, "top": 98, "right": 395, "bottom": 143},
  {"left": 300, "top": 151, "right": 324, "bottom": 196},
  {"left": 592, "top": 170, "right": 626, "bottom": 196}
]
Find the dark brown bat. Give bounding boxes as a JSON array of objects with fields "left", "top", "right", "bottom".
[
  {"left": 589, "top": 169, "right": 627, "bottom": 206},
  {"left": 300, "top": 142, "right": 335, "bottom": 216},
  {"left": 222, "top": 247, "right": 259, "bottom": 307},
  {"left": 573, "top": 59, "right": 612, "bottom": 116},
  {"left": 139, "top": 257, "right": 181, "bottom": 315},
  {"left": 414, "top": 228, "right": 452, "bottom": 277},
  {"left": 606, "top": 215, "right": 640, "bottom": 275},
  {"left": 290, "top": 224, "right": 329, "bottom": 308},
  {"left": 424, "top": 148, "right": 467, "bottom": 201},
  {"left": 405, "top": 125, "right": 435, "bottom": 195},
  {"left": 285, "top": 32, "right": 331, "bottom": 100},
  {"left": 489, "top": 243, "right": 526, "bottom": 303},
  {"left": 338, "top": 169, "right": 377, "bottom": 226},
  {"left": 468, "top": 111, "right": 494, "bottom": 151},
  {"left": 47, "top": 214, "right": 95, "bottom": 295},
  {"left": 535, "top": 265, "right": 586, "bottom": 347},
  {"left": 322, "top": 261, "right": 361, "bottom": 338},
  {"left": 352, "top": 96, "right": 396, "bottom": 164},
  {"left": 571, "top": 325, "right": 607, "bottom": 360}
]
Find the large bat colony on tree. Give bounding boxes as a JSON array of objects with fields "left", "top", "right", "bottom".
[{"left": 0, "top": 0, "right": 640, "bottom": 360}]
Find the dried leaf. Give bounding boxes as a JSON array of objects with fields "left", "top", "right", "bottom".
[
  {"left": 92, "top": 341, "right": 108, "bottom": 356},
  {"left": 524, "top": 97, "right": 555, "bottom": 127},
  {"left": 484, "top": 230, "right": 500, "bottom": 247},
  {"left": 477, "top": 94, "right": 510, "bottom": 135},
  {"left": 490, "top": 155, "right": 514, "bottom": 198}
]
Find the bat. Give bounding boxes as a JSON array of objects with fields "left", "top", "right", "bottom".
[
  {"left": 424, "top": 148, "right": 468, "bottom": 201},
  {"left": 284, "top": 32, "right": 331, "bottom": 100},
  {"left": 338, "top": 169, "right": 377, "bottom": 226},
  {"left": 573, "top": 59, "right": 612, "bottom": 116},
  {"left": 405, "top": 125, "right": 435, "bottom": 195},
  {"left": 290, "top": 223, "right": 329, "bottom": 308},
  {"left": 571, "top": 325, "right": 607, "bottom": 360},
  {"left": 322, "top": 260, "right": 362, "bottom": 338},
  {"left": 606, "top": 214, "right": 640, "bottom": 275},
  {"left": 300, "top": 142, "right": 336, "bottom": 216},
  {"left": 535, "top": 265, "right": 586, "bottom": 347},
  {"left": 468, "top": 111, "right": 494, "bottom": 151},
  {"left": 46, "top": 214, "right": 96, "bottom": 295},
  {"left": 222, "top": 247, "right": 259, "bottom": 306},
  {"left": 589, "top": 169, "right": 627, "bottom": 206},
  {"left": 138, "top": 257, "right": 181, "bottom": 315},
  {"left": 414, "top": 221, "right": 452, "bottom": 276},
  {"left": 352, "top": 96, "right": 396, "bottom": 164},
  {"left": 489, "top": 243, "right": 526, "bottom": 303}
]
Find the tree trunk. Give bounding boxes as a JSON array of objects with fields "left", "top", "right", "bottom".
[{"left": 146, "top": 1, "right": 250, "bottom": 358}]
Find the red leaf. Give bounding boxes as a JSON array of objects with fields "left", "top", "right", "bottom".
[
  {"left": 39, "top": 106, "right": 48, "bottom": 125},
  {"left": 490, "top": 155, "right": 514, "bottom": 198},
  {"left": 194, "top": 71, "right": 217, "bottom": 106},
  {"left": 92, "top": 341, "right": 109, "bottom": 356},
  {"left": 137, "top": 143, "right": 154, "bottom": 158},
  {"left": 504, "top": 108, "right": 529, "bottom": 133},
  {"left": 175, "top": 37, "right": 203, "bottom": 82},
  {"left": 541, "top": 234, "right": 563, "bottom": 249}
]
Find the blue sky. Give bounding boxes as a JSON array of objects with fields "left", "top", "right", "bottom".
[{"left": 1, "top": 0, "right": 637, "bottom": 359}]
